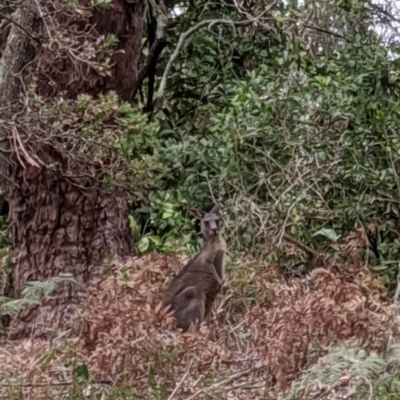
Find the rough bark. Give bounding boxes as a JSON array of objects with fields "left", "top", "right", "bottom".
[
  {"left": 8, "top": 167, "right": 132, "bottom": 338},
  {"left": 0, "top": 2, "right": 37, "bottom": 337},
  {"left": 0, "top": 4, "right": 38, "bottom": 183},
  {"left": 35, "top": 0, "right": 146, "bottom": 101},
  {"left": 0, "top": 21, "right": 11, "bottom": 61},
  {"left": 0, "top": 0, "right": 145, "bottom": 338}
]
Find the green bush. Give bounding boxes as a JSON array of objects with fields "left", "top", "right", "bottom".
[{"left": 145, "top": 31, "right": 400, "bottom": 285}]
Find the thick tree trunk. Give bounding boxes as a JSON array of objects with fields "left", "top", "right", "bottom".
[
  {"left": 8, "top": 167, "right": 132, "bottom": 338},
  {"left": 0, "top": 0, "right": 145, "bottom": 338},
  {"left": 0, "top": 2, "right": 38, "bottom": 337}
]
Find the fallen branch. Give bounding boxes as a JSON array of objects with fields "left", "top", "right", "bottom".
[
  {"left": 186, "top": 367, "right": 256, "bottom": 400},
  {"left": 283, "top": 232, "right": 321, "bottom": 260}
]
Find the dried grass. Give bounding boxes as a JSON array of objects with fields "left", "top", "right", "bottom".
[{"left": 0, "top": 247, "right": 398, "bottom": 399}]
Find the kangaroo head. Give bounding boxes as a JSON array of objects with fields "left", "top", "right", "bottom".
[
  {"left": 200, "top": 203, "right": 221, "bottom": 239},
  {"left": 188, "top": 203, "right": 221, "bottom": 240}
]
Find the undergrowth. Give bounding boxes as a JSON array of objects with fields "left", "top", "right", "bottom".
[{"left": 1, "top": 229, "right": 400, "bottom": 399}]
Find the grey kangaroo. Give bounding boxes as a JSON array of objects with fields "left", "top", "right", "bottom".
[{"left": 162, "top": 203, "right": 227, "bottom": 332}]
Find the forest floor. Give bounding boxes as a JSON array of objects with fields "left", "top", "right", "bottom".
[{"left": 0, "top": 228, "right": 400, "bottom": 399}]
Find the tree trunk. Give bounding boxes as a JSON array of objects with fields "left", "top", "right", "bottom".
[
  {"left": 8, "top": 168, "right": 132, "bottom": 338},
  {"left": 35, "top": 0, "right": 146, "bottom": 101},
  {"left": 0, "top": 0, "right": 145, "bottom": 339}
]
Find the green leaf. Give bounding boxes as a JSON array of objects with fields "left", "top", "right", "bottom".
[
  {"left": 148, "top": 235, "right": 163, "bottom": 247},
  {"left": 313, "top": 228, "right": 340, "bottom": 241},
  {"left": 138, "top": 237, "right": 150, "bottom": 253},
  {"left": 162, "top": 210, "right": 173, "bottom": 219},
  {"left": 128, "top": 215, "right": 137, "bottom": 233},
  {"left": 73, "top": 364, "right": 90, "bottom": 381}
]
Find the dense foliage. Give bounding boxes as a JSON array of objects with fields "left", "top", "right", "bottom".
[
  {"left": 127, "top": 0, "right": 400, "bottom": 289},
  {"left": 3, "top": 0, "right": 400, "bottom": 283}
]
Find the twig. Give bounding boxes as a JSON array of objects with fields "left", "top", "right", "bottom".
[
  {"left": 186, "top": 367, "right": 255, "bottom": 400},
  {"left": 167, "top": 360, "right": 193, "bottom": 400},
  {"left": 0, "top": 379, "right": 112, "bottom": 388},
  {"left": 32, "top": 0, "right": 52, "bottom": 39},
  {"left": 0, "top": 11, "right": 36, "bottom": 40},
  {"left": 12, "top": 126, "right": 40, "bottom": 168},
  {"left": 283, "top": 233, "right": 320, "bottom": 260},
  {"left": 303, "top": 23, "right": 349, "bottom": 42},
  {"left": 393, "top": 262, "right": 400, "bottom": 306},
  {"left": 233, "top": 0, "right": 277, "bottom": 24},
  {"left": 359, "top": 376, "right": 374, "bottom": 400},
  {"left": 12, "top": 126, "right": 25, "bottom": 169},
  {"left": 366, "top": 0, "right": 400, "bottom": 24}
]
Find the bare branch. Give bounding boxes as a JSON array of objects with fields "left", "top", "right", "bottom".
[
  {"left": 367, "top": 0, "right": 400, "bottom": 24},
  {"left": 0, "top": 11, "right": 37, "bottom": 40},
  {"left": 130, "top": 3, "right": 169, "bottom": 102},
  {"left": 283, "top": 233, "right": 320, "bottom": 259},
  {"left": 303, "top": 23, "right": 350, "bottom": 42}
]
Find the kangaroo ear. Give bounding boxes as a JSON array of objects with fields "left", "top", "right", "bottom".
[
  {"left": 209, "top": 203, "right": 221, "bottom": 216},
  {"left": 187, "top": 207, "right": 205, "bottom": 220}
]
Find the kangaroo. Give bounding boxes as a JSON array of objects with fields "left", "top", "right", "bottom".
[{"left": 162, "top": 203, "right": 227, "bottom": 332}]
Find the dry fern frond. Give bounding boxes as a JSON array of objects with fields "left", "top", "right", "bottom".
[
  {"left": 0, "top": 250, "right": 398, "bottom": 399},
  {"left": 247, "top": 268, "right": 395, "bottom": 390}
]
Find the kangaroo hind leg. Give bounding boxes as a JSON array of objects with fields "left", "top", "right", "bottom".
[{"left": 173, "top": 286, "right": 205, "bottom": 332}]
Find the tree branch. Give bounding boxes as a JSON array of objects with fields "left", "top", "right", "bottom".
[
  {"left": 131, "top": 38, "right": 168, "bottom": 102},
  {"left": 283, "top": 233, "right": 320, "bottom": 260},
  {"left": 156, "top": 18, "right": 252, "bottom": 103},
  {"left": 130, "top": 1, "right": 169, "bottom": 102},
  {"left": 303, "top": 23, "right": 350, "bottom": 42},
  {"left": 0, "top": 11, "right": 37, "bottom": 40},
  {"left": 366, "top": 1, "right": 400, "bottom": 24}
]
